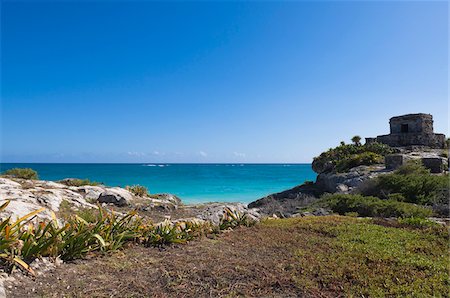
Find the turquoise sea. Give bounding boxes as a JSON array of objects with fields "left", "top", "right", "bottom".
[{"left": 0, "top": 163, "right": 316, "bottom": 204}]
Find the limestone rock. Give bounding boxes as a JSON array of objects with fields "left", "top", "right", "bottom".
[
  {"left": 98, "top": 189, "right": 131, "bottom": 206},
  {"left": 248, "top": 182, "right": 321, "bottom": 217},
  {"left": 76, "top": 185, "right": 105, "bottom": 201},
  {"left": 196, "top": 203, "right": 260, "bottom": 225},
  {"left": 315, "top": 165, "right": 387, "bottom": 194},
  {"left": 0, "top": 178, "right": 94, "bottom": 220}
]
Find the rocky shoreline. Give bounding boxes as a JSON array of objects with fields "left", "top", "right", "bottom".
[{"left": 0, "top": 177, "right": 261, "bottom": 225}]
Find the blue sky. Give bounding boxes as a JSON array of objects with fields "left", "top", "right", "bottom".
[{"left": 1, "top": 1, "right": 448, "bottom": 163}]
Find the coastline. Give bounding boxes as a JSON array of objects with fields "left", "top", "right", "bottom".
[{"left": 0, "top": 163, "right": 317, "bottom": 204}]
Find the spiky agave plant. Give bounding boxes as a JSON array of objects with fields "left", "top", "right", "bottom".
[
  {"left": 145, "top": 219, "right": 188, "bottom": 246},
  {"left": 0, "top": 201, "right": 47, "bottom": 275},
  {"left": 58, "top": 206, "right": 144, "bottom": 260},
  {"left": 219, "top": 207, "right": 254, "bottom": 230}
]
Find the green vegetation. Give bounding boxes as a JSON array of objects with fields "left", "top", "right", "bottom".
[
  {"left": 335, "top": 151, "right": 383, "bottom": 172},
  {"left": 263, "top": 216, "right": 449, "bottom": 297},
  {"left": 374, "top": 162, "right": 449, "bottom": 205},
  {"left": 126, "top": 184, "right": 149, "bottom": 197},
  {"left": 0, "top": 201, "right": 252, "bottom": 275},
  {"left": 351, "top": 135, "right": 362, "bottom": 146},
  {"left": 313, "top": 141, "right": 394, "bottom": 173},
  {"left": 6, "top": 214, "right": 449, "bottom": 297},
  {"left": 322, "top": 194, "right": 432, "bottom": 218},
  {"left": 1, "top": 168, "right": 39, "bottom": 180},
  {"left": 219, "top": 207, "right": 255, "bottom": 230},
  {"left": 397, "top": 216, "right": 439, "bottom": 229},
  {"left": 58, "top": 178, "right": 101, "bottom": 187}
]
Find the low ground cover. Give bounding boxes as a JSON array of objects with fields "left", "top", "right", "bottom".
[{"left": 7, "top": 216, "right": 448, "bottom": 297}]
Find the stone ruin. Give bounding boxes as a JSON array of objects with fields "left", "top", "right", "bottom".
[
  {"left": 366, "top": 113, "right": 448, "bottom": 173},
  {"left": 365, "top": 113, "right": 446, "bottom": 149}
]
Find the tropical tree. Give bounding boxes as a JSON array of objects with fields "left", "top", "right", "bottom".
[{"left": 351, "top": 135, "right": 362, "bottom": 146}]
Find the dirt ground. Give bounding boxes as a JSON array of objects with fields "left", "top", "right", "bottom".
[
  {"left": 5, "top": 216, "right": 447, "bottom": 298},
  {"left": 6, "top": 224, "right": 313, "bottom": 298}
]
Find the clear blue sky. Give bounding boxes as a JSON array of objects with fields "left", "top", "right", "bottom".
[{"left": 1, "top": 1, "right": 448, "bottom": 163}]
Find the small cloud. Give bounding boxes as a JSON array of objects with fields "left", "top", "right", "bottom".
[
  {"left": 199, "top": 151, "right": 207, "bottom": 157},
  {"left": 127, "top": 151, "right": 146, "bottom": 157},
  {"left": 233, "top": 152, "right": 246, "bottom": 158},
  {"left": 152, "top": 151, "right": 165, "bottom": 156}
]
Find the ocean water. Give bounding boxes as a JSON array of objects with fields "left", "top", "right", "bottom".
[{"left": 0, "top": 163, "right": 316, "bottom": 204}]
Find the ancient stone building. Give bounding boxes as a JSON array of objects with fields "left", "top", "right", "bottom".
[{"left": 365, "top": 113, "right": 446, "bottom": 148}]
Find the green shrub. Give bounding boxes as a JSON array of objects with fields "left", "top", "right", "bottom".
[
  {"left": 59, "top": 178, "right": 101, "bottom": 187},
  {"left": 344, "top": 212, "right": 358, "bottom": 217},
  {"left": 126, "top": 185, "right": 149, "bottom": 197},
  {"left": 397, "top": 217, "right": 438, "bottom": 229},
  {"left": 375, "top": 163, "right": 449, "bottom": 205},
  {"left": 335, "top": 152, "right": 383, "bottom": 172},
  {"left": 312, "top": 142, "right": 393, "bottom": 173},
  {"left": 394, "top": 161, "right": 429, "bottom": 175},
  {"left": 323, "top": 194, "right": 432, "bottom": 218},
  {"left": 2, "top": 168, "right": 39, "bottom": 180}
]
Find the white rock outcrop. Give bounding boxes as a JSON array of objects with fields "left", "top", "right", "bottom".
[{"left": 0, "top": 177, "right": 186, "bottom": 221}]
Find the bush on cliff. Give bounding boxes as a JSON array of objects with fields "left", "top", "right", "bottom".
[
  {"left": 312, "top": 141, "right": 393, "bottom": 173},
  {"left": 335, "top": 151, "right": 383, "bottom": 172},
  {"left": 323, "top": 194, "right": 432, "bottom": 218},
  {"left": 1, "top": 168, "right": 39, "bottom": 180},
  {"left": 360, "top": 162, "right": 449, "bottom": 206}
]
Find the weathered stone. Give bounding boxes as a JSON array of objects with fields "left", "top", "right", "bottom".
[
  {"left": 248, "top": 183, "right": 321, "bottom": 217},
  {"left": 98, "top": 190, "right": 130, "bottom": 206},
  {"left": 421, "top": 157, "right": 444, "bottom": 173},
  {"left": 335, "top": 184, "right": 349, "bottom": 193},
  {"left": 367, "top": 113, "right": 446, "bottom": 148},
  {"left": 196, "top": 203, "right": 260, "bottom": 225},
  {"left": 315, "top": 165, "right": 386, "bottom": 194},
  {"left": 76, "top": 185, "right": 105, "bottom": 201},
  {"left": 385, "top": 154, "right": 410, "bottom": 170},
  {"left": 312, "top": 208, "right": 330, "bottom": 216}
]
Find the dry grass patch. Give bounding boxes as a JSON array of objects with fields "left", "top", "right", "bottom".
[{"left": 7, "top": 216, "right": 449, "bottom": 297}]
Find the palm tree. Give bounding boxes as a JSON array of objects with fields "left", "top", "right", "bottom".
[{"left": 351, "top": 135, "right": 362, "bottom": 146}]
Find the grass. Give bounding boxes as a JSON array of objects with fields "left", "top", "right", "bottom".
[{"left": 8, "top": 216, "right": 449, "bottom": 297}]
